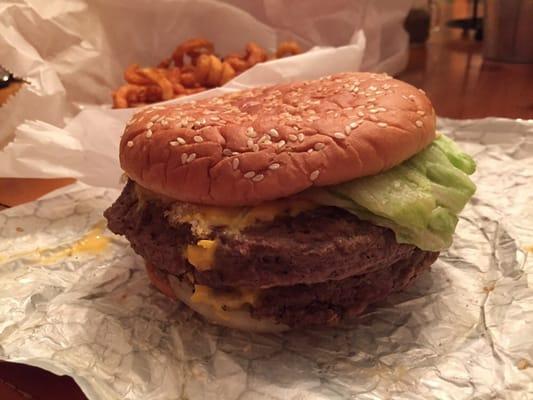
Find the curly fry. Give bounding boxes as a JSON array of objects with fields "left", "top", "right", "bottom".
[
  {"left": 138, "top": 68, "right": 173, "bottom": 100},
  {"left": 158, "top": 58, "right": 172, "bottom": 68},
  {"left": 276, "top": 41, "right": 301, "bottom": 58},
  {"left": 164, "top": 67, "right": 181, "bottom": 85},
  {"left": 144, "top": 85, "right": 164, "bottom": 103},
  {"left": 124, "top": 64, "right": 151, "bottom": 85},
  {"left": 180, "top": 71, "right": 198, "bottom": 88},
  {"left": 194, "top": 54, "right": 212, "bottom": 85},
  {"left": 172, "top": 82, "right": 185, "bottom": 95},
  {"left": 245, "top": 42, "right": 268, "bottom": 67},
  {"left": 113, "top": 84, "right": 146, "bottom": 108},
  {"left": 172, "top": 38, "right": 214, "bottom": 67},
  {"left": 220, "top": 62, "right": 236, "bottom": 85},
  {"left": 224, "top": 55, "right": 248, "bottom": 73},
  {"left": 195, "top": 54, "right": 236, "bottom": 87}
]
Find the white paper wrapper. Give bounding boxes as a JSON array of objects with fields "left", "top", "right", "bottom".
[
  {"left": 0, "top": 0, "right": 411, "bottom": 157},
  {"left": 1, "top": 117, "right": 532, "bottom": 400}
]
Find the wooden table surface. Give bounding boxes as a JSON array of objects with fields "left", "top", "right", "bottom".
[{"left": 1, "top": 6, "right": 533, "bottom": 399}]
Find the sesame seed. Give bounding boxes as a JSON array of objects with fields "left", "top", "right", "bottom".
[
  {"left": 377, "top": 107, "right": 387, "bottom": 112},
  {"left": 246, "top": 127, "right": 257, "bottom": 138},
  {"left": 298, "top": 133, "right": 305, "bottom": 142},
  {"left": 170, "top": 141, "right": 179, "bottom": 146},
  {"left": 146, "top": 122, "right": 154, "bottom": 129},
  {"left": 383, "top": 84, "right": 391, "bottom": 90},
  {"left": 244, "top": 171, "right": 256, "bottom": 179},
  {"left": 252, "top": 144, "right": 259, "bottom": 152},
  {"left": 269, "top": 163, "right": 280, "bottom": 170},
  {"left": 126, "top": 140, "right": 134, "bottom": 148},
  {"left": 349, "top": 122, "right": 358, "bottom": 129},
  {"left": 145, "top": 129, "right": 153, "bottom": 138},
  {"left": 288, "top": 134, "right": 298, "bottom": 142},
  {"left": 417, "top": 110, "right": 426, "bottom": 116},
  {"left": 419, "top": 88, "right": 426, "bottom": 94},
  {"left": 223, "top": 149, "right": 233, "bottom": 156},
  {"left": 257, "top": 134, "right": 268, "bottom": 144},
  {"left": 210, "top": 116, "right": 220, "bottom": 121},
  {"left": 368, "top": 86, "right": 377, "bottom": 91},
  {"left": 415, "top": 120, "right": 423, "bottom": 127},
  {"left": 310, "top": 170, "right": 320, "bottom": 181},
  {"left": 307, "top": 148, "right": 314, "bottom": 153},
  {"left": 247, "top": 138, "right": 254, "bottom": 148},
  {"left": 232, "top": 158, "right": 240, "bottom": 170},
  {"left": 314, "top": 142, "right": 325, "bottom": 150},
  {"left": 187, "top": 153, "right": 196, "bottom": 162},
  {"left": 177, "top": 137, "right": 186, "bottom": 145},
  {"left": 150, "top": 115, "right": 159, "bottom": 122},
  {"left": 334, "top": 132, "right": 346, "bottom": 140},
  {"left": 193, "top": 135, "right": 203, "bottom": 143},
  {"left": 181, "top": 153, "right": 188, "bottom": 164},
  {"left": 252, "top": 174, "right": 264, "bottom": 182},
  {"left": 370, "top": 115, "right": 379, "bottom": 121},
  {"left": 269, "top": 128, "right": 279, "bottom": 138},
  {"left": 277, "top": 140, "right": 286, "bottom": 149},
  {"left": 194, "top": 119, "right": 205, "bottom": 127},
  {"left": 344, "top": 125, "right": 352, "bottom": 134},
  {"left": 369, "top": 108, "right": 379, "bottom": 114},
  {"left": 377, "top": 122, "right": 388, "bottom": 128},
  {"left": 264, "top": 140, "right": 272, "bottom": 145},
  {"left": 357, "top": 111, "right": 365, "bottom": 117}
]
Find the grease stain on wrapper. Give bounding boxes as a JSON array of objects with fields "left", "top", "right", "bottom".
[{"left": 1, "top": 221, "right": 109, "bottom": 265}]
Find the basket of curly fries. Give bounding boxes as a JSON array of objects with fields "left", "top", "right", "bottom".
[{"left": 112, "top": 38, "right": 302, "bottom": 108}]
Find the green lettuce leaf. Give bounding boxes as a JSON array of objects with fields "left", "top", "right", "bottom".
[{"left": 307, "top": 135, "right": 476, "bottom": 251}]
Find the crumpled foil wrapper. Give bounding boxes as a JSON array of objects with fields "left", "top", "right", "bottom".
[{"left": 1, "top": 117, "right": 532, "bottom": 400}]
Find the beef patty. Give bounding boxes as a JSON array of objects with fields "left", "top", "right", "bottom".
[
  {"left": 105, "top": 181, "right": 433, "bottom": 289},
  {"left": 105, "top": 181, "right": 438, "bottom": 326}
]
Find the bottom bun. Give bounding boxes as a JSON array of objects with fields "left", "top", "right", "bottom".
[{"left": 145, "top": 264, "right": 289, "bottom": 333}]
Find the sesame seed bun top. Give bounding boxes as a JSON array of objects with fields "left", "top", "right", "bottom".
[{"left": 120, "top": 72, "right": 436, "bottom": 206}]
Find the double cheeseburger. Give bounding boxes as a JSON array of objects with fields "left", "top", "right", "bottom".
[{"left": 105, "top": 72, "right": 476, "bottom": 332}]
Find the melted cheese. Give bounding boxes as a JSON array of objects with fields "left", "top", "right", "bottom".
[
  {"left": 168, "top": 198, "right": 316, "bottom": 236},
  {"left": 190, "top": 285, "right": 260, "bottom": 310},
  {"left": 134, "top": 183, "right": 316, "bottom": 235},
  {"left": 186, "top": 240, "right": 217, "bottom": 270}
]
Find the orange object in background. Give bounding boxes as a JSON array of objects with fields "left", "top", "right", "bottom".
[{"left": 0, "top": 178, "right": 75, "bottom": 207}]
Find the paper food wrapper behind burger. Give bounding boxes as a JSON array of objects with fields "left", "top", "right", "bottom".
[{"left": 0, "top": 0, "right": 412, "bottom": 184}]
